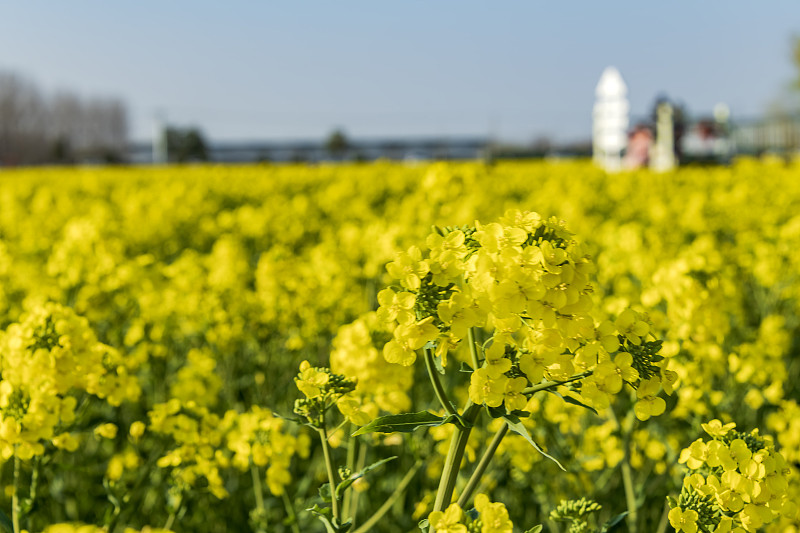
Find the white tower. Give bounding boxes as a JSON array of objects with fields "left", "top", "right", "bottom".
[
  {"left": 593, "top": 67, "right": 629, "bottom": 172},
  {"left": 651, "top": 101, "right": 676, "bottom": 172}
]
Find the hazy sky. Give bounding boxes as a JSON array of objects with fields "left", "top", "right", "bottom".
[{"left": 2, "top": 1, "right": 798, "bottom": 143}]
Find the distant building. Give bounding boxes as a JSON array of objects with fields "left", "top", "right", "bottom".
[
  {"left": 128, "top": 137, "right": 490, "bottom": 164},
  {"left": 593, "top": 67, "right": 629, "bottom": 172},
  {"left": 729, "top": 114, "right": 800, "bottom": 155}
]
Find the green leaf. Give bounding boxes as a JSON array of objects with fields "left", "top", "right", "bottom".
[
  {"left": 352, "top": 411, "right": 448, "bottom": 436},
  {"left": 0, "top": 508, "right": 12, "bottom": 533},
  {"left": 306, "top": 505, "right": 353, "bottom": 533},
  {"left": 335, "top": 456, "right": 397, "bottom": 499},
  {"left": 459, "top": 362, "right": 474, "bottom": 373},
  {"left": 547, "top": 391, "right": 598, "bottom": 415},
  {"left": 307, "top": 504, "right": 337, "bottom": 533},
  {"left": 319, "top": 482, "right": 332, "bottom": 502},
  {"left": 272, "top": 411, "right": 304, "bottom": 424},
  {"left": 444, "top": 412, "right": 471, "bottom": 429},
  {"left": 502, "top": 414, "right": 566, "bottom": 471},
  {"left": 523, "top": 526, "right": 543, "bottom": 533},
  {"left": 485, "top": 405, "right": 506, "bottom": 419},
  {"left": 601, "top": 511, "right": 629, "bottom": 532},
  {"left": 307, "top": 504, "right": 331, "bottom": 517}
]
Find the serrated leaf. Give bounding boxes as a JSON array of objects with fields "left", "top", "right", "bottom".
[
  {"left": 548, "top": 390, "right": 598, "bottom": 415},
  {"left": 601, "top": 511, "right": 629, "bottom": 532},
  {"left": 336, "top": 456, "right": 397, "bottom": 499},
  {"left": 352, "top": 411, "right": 447, "bottom": 436},
  {"left": 502, "top": 414, "right": 566, "bottom": 471},
  {"left": 523, "top": 526, "right": 543, "bottom": 533}
]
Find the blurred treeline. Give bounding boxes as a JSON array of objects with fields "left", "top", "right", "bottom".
[{"left": 0, "top": 71, "right": 128, "bottom": 166}]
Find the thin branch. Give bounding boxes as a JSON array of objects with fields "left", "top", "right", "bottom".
[
  {"left": 522, "top": 370, "right": 593, "bottom": 395},
  {"left": 424, "top": 347, "right": 458, "bottom": 418},
  {"left": 351, "top": 461, "right": 422, "bottom": 533},
  {"left": 457, "top": 423, "right": 509, "bottom": 508}
]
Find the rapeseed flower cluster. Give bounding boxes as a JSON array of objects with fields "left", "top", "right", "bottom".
[
  {"left": 427, "top": 494, "right": 514, "bottom": 533},
  {"left": 378, "top": 210, "right": 672, "bottom": 418},
  {"left": 670, "top": 420, "right": 794, "bottom": 532},
  {"left": 329, "top": 312, "right": 414, "bottom": 423},
  {"left": 0, "top": 303, "right": 140, "bottom": 459},
  {"left": 225, "top": 405, "right": 308, "bottom": 495},
  {"left": 148, "top": 399, "right": 231, "bottom": 499},
  {"left": 294, "top": 361, "right": 358, "bottom": 428},
  {"left": 549, "top": 497, "right": 603, "bottom": 533},
  {"left": 148, "top": 399, "right": 307, "bottom": 511}
]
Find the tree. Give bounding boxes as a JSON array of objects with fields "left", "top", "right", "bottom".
[
  {"left": 0, "top": 70, "right": 129, "bottom": 165},
  {"left": 325, "top": 129, "right": 349, "bottom": 159},
  {"left": 166, "top": 127, "right": 209, "bottom": 162},
  {"left": 0, "top": 73, "right": 47, "bottom": 165}
]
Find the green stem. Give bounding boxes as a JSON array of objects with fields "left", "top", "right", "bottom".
[
  {"left": 610, "top": 408, "right": 638, "bottom": 533},
  {"left": 349, "top": 441, "right": 368, "bottom": 531},
  {"left": 251, "top": 464, "right": 266, "bottom": 512},
  {"left": 434, "top": 402, "right": 482, "bottom": 512},
  {"left": 106, "top": 505, "right": 121, "bottom": 533},
  {"left": 467, "top": 327, "right": 481, "bottom": 370},
  {"left": 457, "top": 423, "right": 508, "bottom": 508},
  {"left": 621, "top": 460, "right": 638, "bottom": 533},
  {"left": 26, "top": 457, "right": 39, "bottom": 532},
  {"left": 327, "top": 419, "right": 350, "bottom": 442},
  {"left": 343, "top": 426, "right": 357, "bottom": 521},
  {"left": 654, "top": 500, "right": 670, "bottom": 533},
  {"left": 424, "top": 347, "right": 458, "bottom": 418},
  {"left": 522, "top": 370, "right": 593, "bottom": 395},
  {"left": 351, "top": 461, "right": 422, "bottom": 533},
  {"left": 163, "top": 493, "right": 182, "bottom": 531},
  {"left": 318, "top": 426, "right": 341, "bottom": 523},
  {"left": 12, "top": 454, "right": 20, "bottom": 533},
  {"left": 282, "top": 492, "right": 301, "bottom": 533}
]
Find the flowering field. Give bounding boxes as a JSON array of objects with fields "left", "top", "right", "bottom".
[{"left": 0, "top": 159, "right": 798, "bottom": 533}]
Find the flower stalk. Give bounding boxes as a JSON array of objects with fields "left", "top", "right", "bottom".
[
  {"left": 434, "top": 401, "right": 482, "bottom": 512},
  {"left": 424, "top": 347, "right": 458, "bottom": 418},
  {"left": 318, "top": 426, "right": 341, "bottom": 523},
  {"left": 457, "top": 423, "right": 509, "bottom": 508},
  {"left": 12, "top": 453, "right": 20, "bottom": 533},
  {"left": 351, "top": 461, "right": 422, "bottom": 533}
]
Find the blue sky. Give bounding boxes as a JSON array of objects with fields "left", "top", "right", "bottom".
[{"left": 2, "top": 1, "right": 798, "bottom": 143}]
